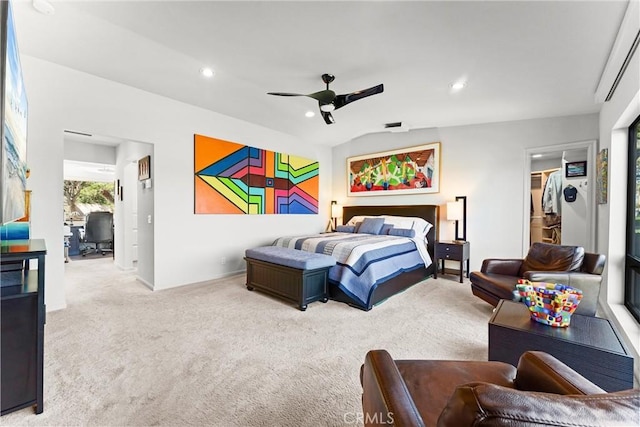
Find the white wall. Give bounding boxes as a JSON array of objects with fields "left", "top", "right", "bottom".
[
  {"left": 596, "top": 5, "right": 640, "bottom": 367},
  {"left": 531, "top": 157, "right": 561, "bottom": 172},
  {"left": 114, "top": 140, "right": 152, "bottom": 274},
  {"left": 24, "top": 56, "right": 332, "bottom": 311},
  {"left": 64, "top": 140, "right": 116, "bottom": 165},
  {"left": 560, "top": 149, "right": 589, "bottom": 248},
  {"left": 332, "top": 115, "right": 599, "bottom": 271}
]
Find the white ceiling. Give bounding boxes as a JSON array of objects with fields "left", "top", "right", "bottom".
[
  {"left": 63, "top": 159, "right": 115, "bottom": 182},
  {"left": 12, "top": 0, "right": 628, "bottom": 146}
]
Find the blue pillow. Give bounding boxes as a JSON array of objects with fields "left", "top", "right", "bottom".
[
  {"left": 380, "top": 224, "right": 394, "bottom": 235},
  {"left": 357, "top": 217, "right": 385, "bottom": 235},
  {"left": 389, "top": 228, "right": 416, "bottom": 238},
  {"left": 335, "top": 225, "right": 355, "bottom": 233}
]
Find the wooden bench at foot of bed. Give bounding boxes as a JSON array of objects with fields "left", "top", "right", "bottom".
[{"left": 244, "top": 246, "right": 337, "bottom": 311}]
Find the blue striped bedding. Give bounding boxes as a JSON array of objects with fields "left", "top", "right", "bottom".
[{"left": 272, "top": 232, "right": 430, "bottom": 307}]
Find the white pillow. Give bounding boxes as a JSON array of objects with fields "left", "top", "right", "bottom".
[
  {"left": 381, "top": 215, "right": 433, "bottom": 238},
  {"left": 345, "top": 215, "right": 434, "bottom": 239},
  {"left": 345, "top": 215, "right": 371, "bottom": 226}
]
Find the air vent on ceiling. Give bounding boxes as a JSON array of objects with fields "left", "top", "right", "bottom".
[
  {"left": 605, "top": 29, "right": 640, "bottom": 101},
  {"left": 595, "top": 1, "right": 640, "bottom": 103},
  {"left": 384, "top": 122, "right": 409, "bottom": 133},
  {"left": 64, "top": 130, "right": 93, "bottom": 137}
]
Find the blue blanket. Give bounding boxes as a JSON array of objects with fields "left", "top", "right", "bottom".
[{"left": 272, "top": 233, "right": 427, "bottom": 307}]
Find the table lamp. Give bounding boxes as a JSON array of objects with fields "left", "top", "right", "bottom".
[
  {"left": 446, "top": 196, "right": 467, "bottom": 241},
  {"left": 331, "top": 201, "right": 342, "bottom": 230}
]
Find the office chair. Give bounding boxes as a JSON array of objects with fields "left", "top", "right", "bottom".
[{"left": 82, "top": 211, "right": 114, "bottom": 256}]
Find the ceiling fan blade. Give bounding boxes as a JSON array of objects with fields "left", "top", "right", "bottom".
[
  {"left": 268, "top": 89, "right": 336, "bottom": 104},
  {"left": 267, "top": 92, "right": 307, "bottom": 97},
  {"left": 333, "top": 83, "right": 384, "bottom": 110},
  {"left": 321, "top": 110, "right": 335, "bottom": 125},
  {"left": 306, "top": 89, "right": 336, "bottom": 103}
]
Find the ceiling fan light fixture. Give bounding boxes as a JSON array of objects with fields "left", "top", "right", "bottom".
[{"left": 319, "top": 103, "right": 335, "bottom": 112}]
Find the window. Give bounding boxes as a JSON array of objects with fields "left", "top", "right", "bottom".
[
  {"left": 625, "top": 115, "right": 640, "bottom": 322},
  {"left": 63, "top": 180, "right": 115, "bottom": 226}
]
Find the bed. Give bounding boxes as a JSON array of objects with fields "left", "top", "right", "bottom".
[{"left": 273, "top": 204, "right": 439, "bottom": 310}]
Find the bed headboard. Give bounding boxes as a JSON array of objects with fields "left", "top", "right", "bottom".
[{"left": 341, "top": 204, "right": 439, "bottom": 262}]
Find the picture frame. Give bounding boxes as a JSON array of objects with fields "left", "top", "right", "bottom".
[
  {"left": 1, "top": 1, "right": 29, "bottom": 224},
  {"left": 565, "top": 161, "right": 587, "bottom": 178},
  {"left": 138, "top": 155, "right": 151, "bottom": 181},
  {"left": 347, "top": 142, "right": 440, "bottom": 196},
  {"left": 596, "top": 149, "right": 608, "bottom": 204}
]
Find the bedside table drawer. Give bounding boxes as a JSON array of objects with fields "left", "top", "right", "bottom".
[
  {"left": 434, "top": 241, "right": 470, "bottom": 283},
  {"left": 440, "top": 245, "right": 463, "bottom": 258}
]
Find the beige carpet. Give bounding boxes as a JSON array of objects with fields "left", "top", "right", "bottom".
[{"left": 1, "top": 258, "right": 494, "bottom": 426}]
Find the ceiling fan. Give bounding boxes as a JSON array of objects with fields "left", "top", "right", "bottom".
[{"left": 267, "top": 74, "right": 384, "bottom": 124}]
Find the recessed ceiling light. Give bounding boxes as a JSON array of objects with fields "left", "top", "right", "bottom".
[
  {"left": 532, "top": 154, "right": 543, "bottom": 158},
  {"left": 200, "top": 67, "right": 214, "bottom": 78},
  {"left": 305, "top": 111, "right": 315, "bottom": 118},
  {"left": 449, "top": 81, "right": 466, "bottom": 92},
  {"left": 32, "top": 0, "right": 55, "bottom": 15}
]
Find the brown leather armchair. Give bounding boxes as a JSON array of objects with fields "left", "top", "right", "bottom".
[
  {"left": 469, "top": 242, "right": 606, "bottom": 316},
  {"left": 361, "top": 350, "right": 639, "bottom": 427}
]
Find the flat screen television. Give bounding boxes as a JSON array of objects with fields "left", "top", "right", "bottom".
[{"left": 0, "top": 0, "right": 28, "bottom": 225}]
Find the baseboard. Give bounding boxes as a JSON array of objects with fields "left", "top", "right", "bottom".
[
  {"left": 136, "top": 276, "right": 154, "bottom": 290},
  {"left": 150, "top": 269, "right": 246, "bottom": 292}
]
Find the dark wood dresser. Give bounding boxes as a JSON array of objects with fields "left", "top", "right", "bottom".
[{"left": 1, "top": 239, "right": 46, "bottom": 415}]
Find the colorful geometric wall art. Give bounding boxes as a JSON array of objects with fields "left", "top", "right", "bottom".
[{"left": 194, "top": 134, "right": 319, "bottom": 214}]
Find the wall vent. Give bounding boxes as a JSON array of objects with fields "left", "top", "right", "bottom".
[
  {"left": 605, "top": 29, "right": 640, "bottom": 102},
  {"left": 384, "top": 122, "right": 409, "bottom": 133},
  {"left": 64, "top": 130, "right": 93, "bottom": 137},
  {"left": 594, "top": 0, "right": 640, "bottom": 103}
]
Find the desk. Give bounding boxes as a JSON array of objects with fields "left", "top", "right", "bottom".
[{"left": 488, "top": 300, "right": 633, "bottom": 392}]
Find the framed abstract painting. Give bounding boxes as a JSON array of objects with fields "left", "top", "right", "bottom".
[
  {"left": 194, "top": 134, "right": 319, "bottom": 214},
  {"left": 347, "top": 142, "right": 440, "bottom": 196}
]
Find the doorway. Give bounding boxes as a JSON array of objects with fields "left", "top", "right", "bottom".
[
  {"left": 62, "top": 173, "right": 115, "bottom": 260},
  {"left": 523, "top": 140, "right": 597, "bottom": 255},
  {"left": 62, "top": 131, "right": 155, "bottom": 288}
]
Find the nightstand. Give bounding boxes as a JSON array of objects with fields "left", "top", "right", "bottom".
[{"left": 434, "top": 240, "right": 470, "bottom": 283}]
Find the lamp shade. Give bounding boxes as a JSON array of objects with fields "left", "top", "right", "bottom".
[
  {"left": 331, "top": 203, "right": 342, "bottom": 219},
  {"left": 447, "top": 201, "right": 464, "bottom": 221}
]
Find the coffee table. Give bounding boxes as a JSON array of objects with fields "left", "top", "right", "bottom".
[{"left": 488, "top": 299, "right": 633, "bottom": 392}]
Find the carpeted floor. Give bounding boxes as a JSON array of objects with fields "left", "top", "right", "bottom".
[{"left": 1, "top": 258, "right": 494, "bottom": 426}]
